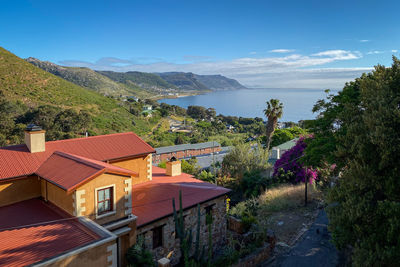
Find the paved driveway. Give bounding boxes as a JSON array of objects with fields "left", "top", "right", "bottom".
[{"left": 264, "top": 210, "right": 339, "bottom": 267}]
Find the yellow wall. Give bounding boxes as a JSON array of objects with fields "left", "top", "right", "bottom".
[
  {"left": 42, "top": 180, "right": 74, "bottom": 215},
  {"left": 77, "top": 172, "right": 132, "bottom": 225},
  {"left": 0, "top": 176, "right": 41, "bottom": 207},
  {"left": 43, "top": 240, "right": 116, "bottom": 267},
  {"left": 111, "top": 154, "right": 152, "bottom": 184}
]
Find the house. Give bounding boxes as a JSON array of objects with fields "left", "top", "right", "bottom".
[
  {"left": 143, "top": 105, "right": 152, "bottom": 111},
  {"left": 268, "top": 138, "right": 299, "bottom": 166},
  {"left": 226, "top": 124, "right": 235, "bottom": 132},
  {"left": 0, "top": 125, "right": 230, "bottom": 266},
  {"left": 153, "top": 141, "right": 221, "bottom": 164}
]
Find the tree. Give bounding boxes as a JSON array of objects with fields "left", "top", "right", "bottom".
[
  {"left": 187, "top": 105, "right": 207, "bottom": 120},
  {"left": 222, "top": 143, "right": 269, "bottom": 179},
  {"left": 310, "top": 57, "right": 400, "bottom": 265},
  {"left": 263, "top": 99, "right": 283, "bottom": 150},
  {"left": 270, "top": 126, "right": 308, "bottom": 147}
]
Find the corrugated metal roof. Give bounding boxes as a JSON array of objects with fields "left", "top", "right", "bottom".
[
  {"left": 0, "top": 132, "right": 155, "bottom": 180},
  {"left": 155, "top": 141, "right": 220, "bottom": 155},
  {"left": 273, "top": 138, "right": 299, "bottom": 151},
  {"left": 0, "top": 199, "right": 100, "bottom": 267},
  {"left": 132, "top": 166, "right": 230, "bottom": 227},
  {"left": 36, "top": 151, "right": 138, "bottom": 192}
]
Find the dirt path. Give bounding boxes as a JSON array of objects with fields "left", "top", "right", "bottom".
[{"left": 263, "top": 210, "right": 338, "bottom": 267}]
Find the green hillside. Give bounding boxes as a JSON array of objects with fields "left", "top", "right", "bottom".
[
  {"left": 26, "top": 57, "right": 153, "bottom": 99},
  {"left": 157, "top": 72, "right": 210, "bottom": 91},
  {"left": 98, "top": 70, "right": 178, "bottom": 92},
  {"left": 0, "top": 47, "right": 156, "bottom": 140}
]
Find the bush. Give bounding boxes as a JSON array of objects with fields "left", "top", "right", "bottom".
[
  {"left": 273, "top": 137, "right": 317, "bottom": 184},
  {"left": 126, "top": 236, "right": 155, "bottom": 267},
  {"left": 241, "top": 170, "right": 269, "bottom": 198}
]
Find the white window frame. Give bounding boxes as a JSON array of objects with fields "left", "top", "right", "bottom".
[{"left": 95, "top": 184, "right": 116, "bottom": 219}]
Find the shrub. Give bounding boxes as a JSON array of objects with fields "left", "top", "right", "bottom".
[
  {"left": 273, "top": 136, "right": 317, "bottom": 184},
  {"left": 126, "top": 236, "right": 155, "bottom": 267}
]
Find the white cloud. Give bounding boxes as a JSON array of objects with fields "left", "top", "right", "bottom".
[
  {"left": 249, "top": 51, "right": 257, "bottom": 55},
  {"left": 359, "top": 39, "right": 370, "bottom": 43},
  {"left": 269, "top": 49, "right": 295, "bottom": 53},
  {"left": 59, "top": 49, "right": 367, "bottom": 89},
  {"left": 367, "top": 50, "right": 384, "bottom": 55},
  {"left": 312, "top": 50, "right": 361, "bottom": 60},
  {"left": 391, "top": 50, "right": 398, "bottom": 53}
]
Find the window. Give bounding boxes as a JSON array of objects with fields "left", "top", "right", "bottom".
[
  {"left": 97, "top": 187, "right": 113, "bottom": 215},
  {"left": 205, "top": 204, "right": 214, "bottom": 216},
  {"left": 153, "top": 225, "right": 163, "bottom": 249}
]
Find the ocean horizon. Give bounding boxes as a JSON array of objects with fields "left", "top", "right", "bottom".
[{"left": 159, "top": 88, "right": 338, "bottom": 122}]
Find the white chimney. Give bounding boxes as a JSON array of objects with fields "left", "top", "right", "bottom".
[
  {"left": 271, "top": 148, "right": 280, "bottom": 159},
  {"left": 25, "top": 124, "right": 45, "bottom": 153},
  {"left": 166, "top": 158, "right": 181, "bottom": 176}
]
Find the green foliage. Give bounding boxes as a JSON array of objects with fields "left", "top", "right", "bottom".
[
  {"left": 26, "top": 57, "right": 153, "bottom": 98},
  {"left": 241, "top": 170, "right": 269, "bottom": 198},
  {"left": 264, "top": 99, "right": 284, "bottom": 150},
  {"left": 172, "top": 191, "right": 206, "bottom": 266},
  {"left": 311, "top": 57, "right": 400, "bottom": 265},
  {"left": 126, "top": 236, "right": 155, "bottom": 267},
  {"left": 181, "top": 158, "right": 200, "bottom": 175},
  {"left": 270, "top": 126, "right": 308, "bottom": 147},
  {"left": 98, "top": 70, "right": 178, "bottom": 93},
  {"left": 187, "top": 105, "right": 208, "bottom": 120},
  {"left": 0, "top": 47, "right": 163, "bottom": 144},
  {"left": 222, "top": 143, "right": 269, "bottom": 179},
  {"left": 197, "top": 170, "right": 216, "bottom": 183},
  {"left": 157, "top": 161, "right": 166, "bottom": 169}
]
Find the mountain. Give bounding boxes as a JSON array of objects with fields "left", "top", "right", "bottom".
[
  {"left": 194, "top": 74, "right": 247, "bottom": 90},
  {"left": 25, "top": 58, "right": 246, "bottom": 94},
  {"left": 25, "top": 57, "right": 152, "bottom": 98},
  {"left": 157, "top": 72, "right": 210, "bottom": 91},
  {"left": 97, "top": 71, "right": 178, "bottom": 92},
  {"left": 0, "top": 47, "right": 154, "bottom": 137},
  {"left": 157, "top": 72, "right": 246, "bottom": 91}
]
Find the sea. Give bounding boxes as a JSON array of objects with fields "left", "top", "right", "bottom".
[{"left": 158, "top": 88, "right": 337, "bottom": 122}]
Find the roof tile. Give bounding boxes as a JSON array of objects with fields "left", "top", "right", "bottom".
[{"left": 0, "top": 132, "right": 155, "bottom": 180}]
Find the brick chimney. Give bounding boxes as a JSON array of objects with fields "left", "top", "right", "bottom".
[
  {"left": 166, "top": 158, "right": 181, "bottom": 177},
  {"left": 25, "top": 124, "right": 45, "bottom": 153}
]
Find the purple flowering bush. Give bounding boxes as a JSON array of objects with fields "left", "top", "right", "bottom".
[{"left": 273, "top": 136, "right": 317, "bottom": 184}]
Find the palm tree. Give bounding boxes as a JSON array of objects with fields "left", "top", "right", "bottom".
[{"left": 264, "top": 99, "right": 283, "bottom": 150}]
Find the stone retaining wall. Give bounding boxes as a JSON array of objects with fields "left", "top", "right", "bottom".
[{"left": 136, "top": 195, "right": 227, "bottom": 265}]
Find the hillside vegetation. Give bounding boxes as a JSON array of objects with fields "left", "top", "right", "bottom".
[
  {"left": 26, "top": 57, "right": 152, "bottom": 98},
  {"left": 0, "top": 47, "right": 157, "bottom": 144},
  {"left": 97, "top": 70, "right": 178, "bottom": 93}
]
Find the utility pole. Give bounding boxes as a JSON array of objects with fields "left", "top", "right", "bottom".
[{"left": 305, "top": 169, "right": 308, "bottom": 206}]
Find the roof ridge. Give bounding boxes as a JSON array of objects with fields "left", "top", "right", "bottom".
[
  {"left": 0, "top": 132, "right": 136, "bottom": 149},
  {"left": 44, "top": 132, "right": 135, "bottom": 145},
  {"left": 53, "top": 151, "right": 105, "bottom": 170}
]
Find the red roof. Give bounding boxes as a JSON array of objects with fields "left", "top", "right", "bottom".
[
  {"left": 0, "top": 198, "right": 101, "bottom": 267},
  {"left": 0, "top": 132, "right": 155, "bottom": 180},
  {"left": 132, "top": 166, "right": 230, "bottom": 227},
  {"left": 36, "top": 151, "right": 138, "bottom": 192}
]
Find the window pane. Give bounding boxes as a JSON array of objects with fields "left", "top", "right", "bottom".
[
  {"left": 98, "top": 190, "right": 104, "bottom": 201},
  {"left": 104, "top": 200, "right": 110, "bottom": 211},
  {"left": 105, "top": 188, "right": 110, "bottom": 199},
  {"left": 98, "top": 202, "right": 104, "bottom": 213}
]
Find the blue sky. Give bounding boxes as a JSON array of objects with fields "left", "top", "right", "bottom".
[{"left": 1, "top": 0, "right": 399, "bottom": 89}]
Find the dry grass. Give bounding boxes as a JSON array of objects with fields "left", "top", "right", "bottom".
[{"left": 258, "top": 184, "right": 321, "bottom": 213}]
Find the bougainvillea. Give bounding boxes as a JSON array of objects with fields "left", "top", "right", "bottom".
[{"left": 273, "top": 136, "right": 317, "bottom": 184}]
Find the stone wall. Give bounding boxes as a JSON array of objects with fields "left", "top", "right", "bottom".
[{"left": 136, "top": 195, "right": 227, "bottom": 265}]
